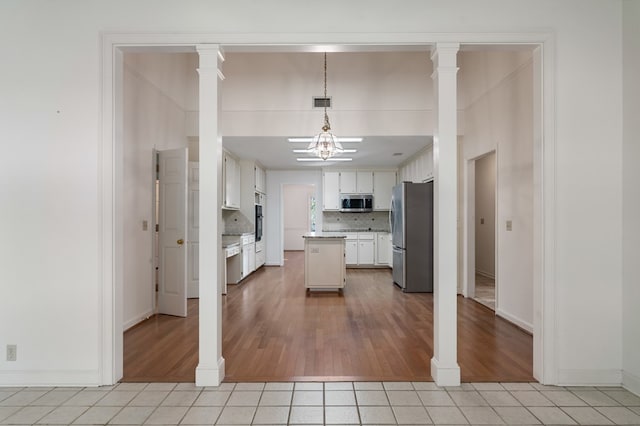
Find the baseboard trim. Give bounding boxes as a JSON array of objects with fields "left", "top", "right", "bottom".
[
  {"left": 623, "top": 370, "right": 640, "bottom": 396},
  {"left": 476, "top": 269, "right": 495, "bottom": 279},
  {"left": 557, "top": 368, "right": 622, "bottom": 386},
  {"left": 195, "top": 357, "right": 225, "bottom": 386},
  {"left": 123, "top": 310, "right": 154, "bottom": 332},
  {"left": 0, "top": 369, "right": 101, "bottom": 387},
  {"left": 495, "top": 308, "right": 533, "bottom": 334},
  {"left": 430, "top": 357, "right": 460, "bottom": 386}
]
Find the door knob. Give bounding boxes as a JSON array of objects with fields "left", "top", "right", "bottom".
[{"left": 177, "top": 238, "right": 184, "bottom": 246}]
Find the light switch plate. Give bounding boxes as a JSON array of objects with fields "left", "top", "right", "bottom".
[{"left": 6, "top": 344, "right": 17, "bottom": 361}]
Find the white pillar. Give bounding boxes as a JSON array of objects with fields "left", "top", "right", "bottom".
[
  {"left": 430, "top": 42, "right": 461, "bottom": 386},
  {"left": 195, "top": 45, "right": 225, "bottom": 386}
]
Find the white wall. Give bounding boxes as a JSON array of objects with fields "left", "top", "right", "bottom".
[
  {"left": 0, "top": 0, "right": 627, "bottom": 386},
  {"left": 622, "top": 0, "right": 640, "bottom": 395},
  {"left": 122, "top": 54, "right": 189, "bottom": 331},
  {"left": 207, "top": 52, "right": 435, "bottom": 137},
  {"left": 475, "top": 153, "right": 496, "bottom": 278},
  {"left": 283, "top": 184, "right": 315, "bottom": 250},
  {"left": 462, "top": 52, "right": 535, "bottom": 332},
  {"left": 265, "top": 171, "right": 323, "bottom": 265}
]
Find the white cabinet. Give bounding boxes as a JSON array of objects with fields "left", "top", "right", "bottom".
[
  {"left": 376, "top": 232, "right": 392, "bottom": 266},
  {"left": 304, "top": 237, "right": 346, "bottom": 290},
  {"left": 339, "top": 171, "right": 357, "bottom": 193},
  {"left": 255, "top": 164, "right": 266, "bottom": 194},
  {"left": 345, "top": 233, "right": 358, "bottom": 265},
  {"left": 323, "top": 171, "right": 341, "bottom": 210},
  {"left": 255, "top": 240, "right": 265, "bottom": 269},
  {"left": 358, "top": 233, "right": 375, "bottom": 264},
  {"left": 373, "top": 171, "right": 396, "bottom": 210},
  {"left": 241, "top": 234, "right": 256, "bottom": 279},
  {"left": 323, "top": 168, "right": 396, "bottom": 211},
  {"left": 339, "top": 171, "right": 373, "bottom": 194},
  {"left": 223, "top": 151, "right": 240, "bottom": 209},
  {"left": 357, "top": 171, "right": 374, "bottom": 193}
]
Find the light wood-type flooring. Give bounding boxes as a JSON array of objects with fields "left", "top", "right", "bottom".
[
  {"left": 123, "top": 251, "right": 533, "bottom": 383},
  {"left": 474, "top": 273, "right": 496, "bottom": 311}
]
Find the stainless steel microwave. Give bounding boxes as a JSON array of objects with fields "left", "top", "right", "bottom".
[{"left": 340, "top": 194, "right": 374, "bottom": 212}]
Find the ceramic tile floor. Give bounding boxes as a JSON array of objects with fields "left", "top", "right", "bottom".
[{"left": 1, "top": 382, "right": 640, "bottom": 425}]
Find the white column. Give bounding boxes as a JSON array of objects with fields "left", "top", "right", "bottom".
[
  {"left": 430, "top": 42, "right": 461, "bottom": 386},
  {"left": 195, "top": 45, "right": 225, "bottom": 386}
]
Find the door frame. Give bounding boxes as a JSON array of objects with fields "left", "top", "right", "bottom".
[{"left": 100, "top": 33, "right": 555, "bottom": 385}]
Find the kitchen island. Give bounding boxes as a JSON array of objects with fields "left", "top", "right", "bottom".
[{"left": 302, "top": 232, "right": 347, "bottom": 292}]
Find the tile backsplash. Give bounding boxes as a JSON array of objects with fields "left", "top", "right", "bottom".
[
  {"left": 222, "top": 209, "right": 253, "bottom": 234},
  {"left": 323, "top": 211, "right": 390, "bottom": 232}
]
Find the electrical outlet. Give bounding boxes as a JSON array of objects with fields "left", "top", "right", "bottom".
[
  {"left": 506, "top": 220, "right": 513, "bottom": 231},
  {"left": 142, "top": 220, "right": 148, "bottom": 231},
  {"left": 6, "top": 344, "right": 17, "bottom": 361}
]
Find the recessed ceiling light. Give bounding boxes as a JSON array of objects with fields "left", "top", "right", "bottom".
[
  {"left": 293, "top": 149, "right": 357, "bottom": 153},
  {"left": 296, "top": 158, "right": 353, "bottom": 162},
  {"left": 288, "top": 137, "right": 363, "bottom": 143},
  {"left": 393, "top": 153, "right": 403, "bottom": 156}
]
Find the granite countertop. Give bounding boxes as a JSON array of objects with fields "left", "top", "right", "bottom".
[
  {"left": 222, "top": 232, "right": 254, "bottom": 236},
  {"left": 302, "top": 232, "right": 347, "bottom": 239},
  {"left": 223, "top": 242, "right": 240, "bottom": 249},
  {"left": 322, "top": 228, "right": 390, "bottom": 233}
]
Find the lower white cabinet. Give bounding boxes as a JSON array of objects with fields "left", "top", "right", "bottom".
[
  {"left": 343, "top": 232, "right": 392, "bottom": 267},
  {"left": 304, "top": 236, "right": 346, "bottom": 290},
  {"left": 345, "top": 239, "right": 358, "bottom": 265},
  {"left": 357, "top": 233, "right": 375, "bottom": 265},
  {"left": 375, "top": 233, "right": 392, "bottom": 266},
  {"left": 241, "top": 234, "right": 256, "bottom": 279},
  {"left": 255, "top": 240, "right": 265, "bottom": 269}
]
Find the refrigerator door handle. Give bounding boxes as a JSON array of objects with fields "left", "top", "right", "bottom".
[{"left": 389, "top": 192, "right": 394, "bottom": 236}]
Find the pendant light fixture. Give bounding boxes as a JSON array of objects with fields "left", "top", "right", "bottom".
[{"left": 307, "top": 52, "right": 344, "bottom": 160}]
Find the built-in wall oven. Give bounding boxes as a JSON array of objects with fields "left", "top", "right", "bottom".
[{"left": 255, "top": 204, "right": 263, "bottom": 241}]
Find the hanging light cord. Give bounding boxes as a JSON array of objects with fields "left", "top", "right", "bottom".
[{"left": 322, "top": 52, "right": 331, "bottom": 132}]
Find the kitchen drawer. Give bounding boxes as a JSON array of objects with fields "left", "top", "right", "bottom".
[
  {"left": 344, "top": 232, "right": 358, "bottom": 240},
  {"left": 225, "top": 245, "right": 240, "bottom": 257},
  {"left": 358, "top": 233, "right": 375, "bottom": 240},
  {"left": 241, "top": 234, "right": 255, "bottom": 245},
  {"left": 255, "top": 240, "right": 265, "bottom": 252}
]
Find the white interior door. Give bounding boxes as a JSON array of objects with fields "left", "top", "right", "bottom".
[
  {"left": 158, "top": 148, "right": 188, "bottom": 317},
  {"left": 187, "top": 162, "right": 199, "bottom": 298}
]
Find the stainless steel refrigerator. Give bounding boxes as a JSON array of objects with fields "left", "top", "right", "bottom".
[{"left": 390, "top": 181, "right": 434, "bottom": 292}]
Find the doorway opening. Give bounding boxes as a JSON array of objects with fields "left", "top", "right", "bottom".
[
  {"left": 283, "top": 184, "right": 316, "bottom": 252},
  {"left": 107, "top": 40, "right": 548, "bottom": 386},
  {"left": 473, "top": 151, "right": 496, "bottom": 311}
]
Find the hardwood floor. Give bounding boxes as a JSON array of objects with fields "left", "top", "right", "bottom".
[{"left": 123, "top": 251, "right": 533, "bottom": 383}]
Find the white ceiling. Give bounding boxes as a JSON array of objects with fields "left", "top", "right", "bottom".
[{"left": 222, "top": 135, "right": 432, "bottom": 169}]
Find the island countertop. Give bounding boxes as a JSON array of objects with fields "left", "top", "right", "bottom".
[{"left": 302, "top": 232, "right": 347, "bottom": 239}]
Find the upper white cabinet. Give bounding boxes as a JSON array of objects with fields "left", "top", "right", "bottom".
[
  {"left": 323, "top": 171, "right": 341, "bottom": 210},
  {"left": 373, "top": 171, "right": 397, "bottom": 211},
  {"left": 255, "top": 164, "right": 266, "bottom": 194},
  {"left": 223, "top": 151, "right": 240, "bottom": 210},
  {"left": 339, "top": 171, "right": 357, "bottom": 193},
  {"left": 239, "top": 159, "right": 267, "bottom": 224},
  {"left": 338, "top": 171, "right": 373, "bottom": 194},
  {"left": 322, "top": 169, "right": 397, "bottom": 211},
  {"left": 356, "top": 171, "right": 374, "bottom": 193}
]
